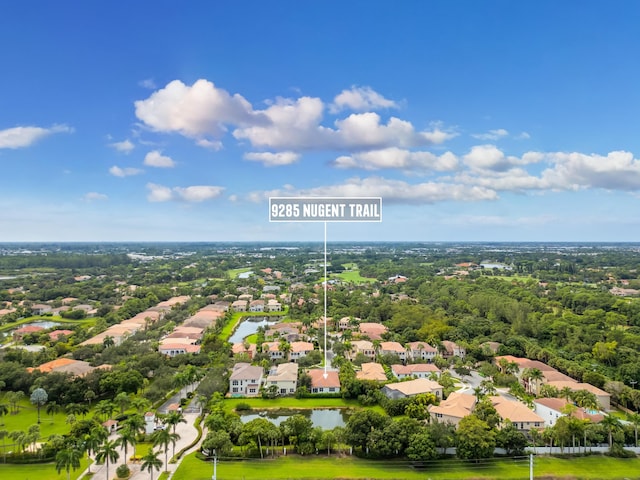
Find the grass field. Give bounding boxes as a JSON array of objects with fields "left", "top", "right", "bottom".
[
  {"left": 332, "top": 270, "right": 377, "bottom": 284},
  {"left": 227, "top": 267, "right": 253, "bottom": 279},
  {"left": 0, "top": 398, "right": 75, "bottom": 441},
  {"left": 172, "top": 453, "right": 640, "bottom": 480},
  {"left": 0, "top": 457, "right": 89, "bottom": 480}
]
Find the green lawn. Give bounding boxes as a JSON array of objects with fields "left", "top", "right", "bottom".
[
  {"left": 0, "top": 398, "right": 74, "bottom": 440},
  {"left": 332, "top": 270, "right": 377, "bottom": 284},
  {"left": 172, "top": 453, "right": 640, "bottom": 480},
  {"left": 226, "top": 267, "right": 253, "bottom": 279},
  {"left": 0, "top": 457, "right": 89, "bottom": 480}
]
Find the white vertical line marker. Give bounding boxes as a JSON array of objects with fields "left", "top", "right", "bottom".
[{"left": 323, "top": 221, "right": 328, "bottom": 379}]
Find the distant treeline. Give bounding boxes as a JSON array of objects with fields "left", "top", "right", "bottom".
[{"left": 0, "top": 253, "right": 131, "bottom": 269}]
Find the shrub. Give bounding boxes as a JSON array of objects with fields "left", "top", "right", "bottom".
[
  {"left": 234, "top": 402, "right": 251, "bottom": 411},
  {"left": 116, "top": 464, "right": 131, "bottom": 478}
]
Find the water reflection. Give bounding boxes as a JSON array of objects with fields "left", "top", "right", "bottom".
[
  {"left": 228, "top": 316, "right": 280, "bottom": 343},
  {"left": 239, "top": 408, "right": 349, "bottom": 429}
]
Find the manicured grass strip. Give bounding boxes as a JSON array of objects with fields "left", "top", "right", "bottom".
[
  {"left": 0, "top": 457, "right": 89, "bottom": 480},
  {"left": 173, "top": 453, "right": 640, "bottom": 480}
]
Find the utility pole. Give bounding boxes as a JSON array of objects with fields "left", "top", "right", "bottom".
[
  {"left": 530, "top": 453, "right": 533, "bottom": 480},
  {"left": 212, "top": 455, "right": 217, "bottom": 480}
]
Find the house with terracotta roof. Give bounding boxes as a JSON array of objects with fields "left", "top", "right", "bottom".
[
  {"left": 534, "top": 397, "right": 604, "bottom": 427},
  {"left": 489, "top": 396, "right": 544, "bottom": 431},
  {"left": 356, "top": 363, "right": 387, "bottom": 382},
  {"left": 382, "top": 378, "right": 443, "bottom": 400},
  {"left": 231, "top": 300, "right": 248, "bottom": 312},
  {"left": 308, "top": 369, "right": 340, "bottom": 394},
  {"left": 266, "top": 363, "right": 298, "bottom": 395},
  {"left": 406, "top": 341, "right": 438, "bottom": 362},
  {"left": 289, "top": 341, "right": 314, "bottom": 362},
  {"left": 350, "top": 340, "right": 376, "bottom": 360},
  {"left": 28, "top": 358, "right": 109, "bottom": 377},
  {"left": 158, "top": 343, "right": 201, "bottom": 357},
  {"left": 266, "top": 299, "right": 282, "bottom": 312},
  {"left": 229, "top": 363, "right": 264, "bottom": 397},
  {"left": 378, "top": 341, "right": 406, "bottom": 361},
  {"left": 30, "top": 304, "right": 52, "bottom": 315},
  {"left": 358, "top": 322, "right": 388, "bottom": 341},
  {"left": 441, "top": 341, "right": 466, "bottom": 359},
  {"left": 13, "top": 325, "right": 45, "bottom": 341},
  {"left": 428, "top": 392, "right": 476, "bottom": 427},
  {"left": 262, "top": 342, "right": 285, "bottom": 361},
  {"left": 546, "top": 381, "right": 611, "bottom": 411},
  {"left": 49, "top": 329, "right": 74, "bottom": 341},
  {"left": 249, "top": 299, "right": 265, "bottom": 312},
  {"left": 232, "top": 342, "right": 257, "bottom": 359},
  {"left": 391, "top": 363, "right": 440, "bottom": 380}
]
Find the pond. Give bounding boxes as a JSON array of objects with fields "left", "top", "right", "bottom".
[
  {"left": 24, "top": 321, "right": 61, "bottom": 329},
  {"left": 228, "top": 316, "right": 280, "bottom": 343},
  {"left": 238, "top": 271, "right": 254, "bottom": 279},
  {"left": 239, "top": 408, "right": 349, "bottom": 429}
]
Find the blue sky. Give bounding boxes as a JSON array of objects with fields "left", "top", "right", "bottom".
[{"left": 2, "top": 1, "right": 640, "bottom": 242}]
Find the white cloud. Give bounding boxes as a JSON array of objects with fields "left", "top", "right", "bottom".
[
  {"left": 248, "top": 176, "right": 498, "bottom": 204},
  {"left": 134, "top": 79, "right": 264, "bottom": 139},
  {"left": 82, "top": 192, "right": 108, "bottom": 202},
  {"left": 471, "top": 128, "right": 509, "bottom": 141},
  {"left": 136, "top": 79, "right": 455, "bottom": 155},
  {"left": 144, "top": 150, "right": 176, "bottom": 168},
  {"left": 516, "top": 131, "right": 531, "bottom": 140},
  {"left": 196, "top": 138, "right": 223, "bottom": 150},
  {"left": 244, "top": 151, "right": 300, "bottom": 166},
  {"left": 0, "top": 124, "right": 73, "bottom": 149},
  {"left": 333, "top": 148, "right": 458, "bottom": 172},
  {"left": 109, "top": 165, "right": 143, "bottom": 177},
  {"left": 138, "top": 78, "right": 157, "bottom": 89},
  {"left": 174, "top": 185, "right": 225, "bottom": 202},
  {"left": 146, "top": 183, "right": 224, "bottom": 202},
  {"left": 109, "top": 139, "right": 135, "bottom": 153},
  {"left": 329, "top": 86, "right": 398, "bottom": 113}
]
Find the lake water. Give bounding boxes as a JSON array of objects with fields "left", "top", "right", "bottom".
[
  {"left": 239, "top": 408, "right": 348, "bottom": 429},
  {"left": 480, "top": 262, "right": 513, "bottom": 270},
  {"left": 0, "top": 276, "right": 17, "bottom": 280},
  {"left": 238, "top": 271, "right": 254, "bottom": 279},
  {"left": 24, "top": 321, "right": 61, "bottom": 329},
  {"left": 228, "top": 316, "right": 279, "bottom": 343}
]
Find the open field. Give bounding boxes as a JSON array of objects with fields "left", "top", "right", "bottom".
[
  {"left": 0, "top": 458, "right": 89, "bottom": 480},
  {"left": 332, "top": 270, "right": 377, "bottom": 284},
  {"left": 226, "top": 267, "right": 253, "bottom": 278},
  {"left": 172, "top": 453, "right": 640, "bottom": 480}
]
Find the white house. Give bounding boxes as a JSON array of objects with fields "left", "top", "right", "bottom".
[{"left": 229, "top": 363, "right": 264, "bottom": 397}]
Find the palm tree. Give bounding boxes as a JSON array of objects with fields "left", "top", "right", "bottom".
[
  {"left": 122, "top": 413, "right": 145, "bottom": 437},
  {"left": 151, "top": 428, "right": 179, "bottom": 471},
  {"left": 95, "top": 438, "right": 120, "bottom": 480},
  {"left": 164, "top": 410, "right": 186, "bottom": 434},
  {"left": 95, "top": 400, "right": 116, "bottom": 421},
  {"left": 0, "top": 429, "right": 8, "bottom": 463},
  {"left": 114, "top": 392, "right": 131, "bottom": 415},
  {"left": 0, "top": 403, "right": 8, "bottom": 426},
  {"left": 84, "top": 426, "right": 108, "bottom": 473},
  {"left": 522, "top": 368, "right": 544, "bottom": 395},
  {"left": 117, "top": 425, "right": 137, "bottom": 464},
  {"left": 627, "top": 412, "right": 640, "bottom": 447},
  {"left": 140, "top": 448, "right": 163, "bottom": 480},
  {"left": 30, "top": 387, "right": 48, "bottom": 424},
  {"left": 55, "top": 446, "right": 82, "bottom": 480},
  {"left": 131, "top": 397, "right": 152, "bottom": 415},
  {"left": 600, "top": 414, "right": 622, "bottom": 449},
  {"left": 46, "top": 401, "right": 60, "bottom": 423}
]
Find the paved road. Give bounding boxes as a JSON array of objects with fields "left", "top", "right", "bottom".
[{"left": 79, "top": 411, "right": 201, "bottom": 480}]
